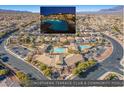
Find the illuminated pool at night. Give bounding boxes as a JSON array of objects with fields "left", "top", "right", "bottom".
[{"left": 42, "top": 19, "right": 68, "bottom": 31}]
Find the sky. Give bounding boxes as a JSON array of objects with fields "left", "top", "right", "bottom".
[{"left": 0, "top": 5, "right": 117, "bottom": 13}]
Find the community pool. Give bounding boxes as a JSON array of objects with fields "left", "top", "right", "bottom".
[
  {"left": 79, "top": 45, "right": 91, "bottom": 50},
  {"left": 42, "top": 19, "right": 68, "bottom": 31},
  {"left": 53, "top": 48, "right": 66, "bottom": 53}
]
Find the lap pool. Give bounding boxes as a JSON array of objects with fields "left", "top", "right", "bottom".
[
  {"left": 79, "top": 45, "right": 91, "bottom": 50},
  {"left": 53, "top": 48, "right": 66, "bottom": 53}
]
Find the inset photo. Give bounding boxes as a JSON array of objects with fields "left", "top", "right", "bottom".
[{"left": 40, "top": 6, "right": 76, "bottom": 34}]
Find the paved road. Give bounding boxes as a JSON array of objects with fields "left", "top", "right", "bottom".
[
  {"left": 74, "top": 34, "right": 124, "bottom": 80},
  {"left": 0, "top": 33, "right": 47, "bottom": 80}
]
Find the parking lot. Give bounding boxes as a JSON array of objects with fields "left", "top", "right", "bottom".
[
  {"left": 0, "top": 53, "right": 9, "bottom": 62},
  {"left": 11, "top": 46, "right": 30, "bottom": 58}
]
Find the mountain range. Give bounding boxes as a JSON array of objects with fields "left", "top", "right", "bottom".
[
  {"left": 99, "top": 6, "right": 123, "bottom": 13},
  {"left": 0, "top": 9, "right": 31, "bottom": 13},
  {"left": 0, "top": 5, "right": 123, "bottom": 14},
  {"left": 77, "top": 5, "right": 123, "bottom": 14}
]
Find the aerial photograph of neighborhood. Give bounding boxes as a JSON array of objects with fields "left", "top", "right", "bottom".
[{"left": 0, "top": 5, "right": 123, "bottom": 87}]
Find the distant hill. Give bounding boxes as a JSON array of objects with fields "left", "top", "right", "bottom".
[
  {"left": 99, "top": 6, "right": 123, "bottom": 13},
  {"left": 77, "top": 6, "right": 124, "bottom": 14},
  {"left": 0, "top": 9, "right": 31, "bottom": 13}
]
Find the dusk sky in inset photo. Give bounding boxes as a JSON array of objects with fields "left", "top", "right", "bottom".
[{"left": 40, "top": 7, "right": 76, "bottom": 16}]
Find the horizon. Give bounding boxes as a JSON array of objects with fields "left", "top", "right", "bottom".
[{"left": 0, "top": 5, "right": 119, "bottom": 13}]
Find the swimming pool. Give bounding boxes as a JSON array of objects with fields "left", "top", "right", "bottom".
[
  {"left": 53, "top": 48, "right": 66, "bottom": 53},
  {"left": 79, "top": 45, "right": 91, "bottom": 50},
  {"left": 42, "top": 19, "right": 68, "bottom": 31}
]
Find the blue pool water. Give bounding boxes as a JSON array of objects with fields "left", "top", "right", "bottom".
[
  {"left": 79, "top": 45, "right": 91, "bottom": 50},
  {"left": 42, "top": 19, "right": 68, "bottom": 31},
  {"left": 53, "top": 48, "right": 66, "bottom": 53}
]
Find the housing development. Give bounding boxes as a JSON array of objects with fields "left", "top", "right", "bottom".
[{"left": 0, "top": 5, "right": 124, "bottom": 87}]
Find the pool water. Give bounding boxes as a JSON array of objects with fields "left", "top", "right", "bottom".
[
  {"left": 42, "top": 19, "right": 68, "bottom": 31},
  {"left": 79, "top": 45, "right": 91, "bottom": 50},
  {"left": 53, "top": 48, "right": 66, "bottom": 53}
]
